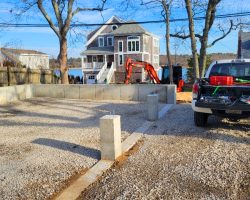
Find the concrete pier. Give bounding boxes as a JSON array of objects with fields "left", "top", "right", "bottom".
[
  {"left": 100, "top": 115, "right": 122, "bottom": 160},
  {"left": 147, "top": 94, "right": 159, "bottom": 121}
]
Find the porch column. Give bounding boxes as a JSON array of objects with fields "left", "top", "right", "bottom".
[{"left": 104, "top": 54, "right": 107, "bottom": 63}]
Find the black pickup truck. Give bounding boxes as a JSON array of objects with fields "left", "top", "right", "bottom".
[{"left": 192, "top": 59, "right": 250, "bottom": 126}]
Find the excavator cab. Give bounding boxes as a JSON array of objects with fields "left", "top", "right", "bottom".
[{"left": 161, "top": 65, "right": 184, "bottom": 92}]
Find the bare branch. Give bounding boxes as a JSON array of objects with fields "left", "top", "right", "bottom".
[
  {"left": 72, "top": 0, "right": 107, "bottom": 16},
  {"left": 208, "top": 20, "right": 240, "bottom": 47},
  {"left": 52, "top": 0, "right": 63, "bottom": 29},
  {"left": 37, "top": 0, "right": 60, "bottom": 38},
  {"left": 170, "top": 33, "right": 202, "bottom": 39}
]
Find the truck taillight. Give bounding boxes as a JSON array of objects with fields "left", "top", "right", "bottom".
[{"left": 192, "top": 83, "right": 199, "bottom": 99}]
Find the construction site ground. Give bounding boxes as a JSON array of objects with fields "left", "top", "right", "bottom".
[
  {"left": 80, "top": 104, "right": 250, "bottom": 200},
  {"left": 0, "top": 98, "right": 160, "bottom": 200},
  {"left": 0, "top": 98, "right": 249, "bottom": 200}
]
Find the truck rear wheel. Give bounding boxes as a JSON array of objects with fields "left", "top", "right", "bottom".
[{"left": 194, "top": 112, "right": 208, "bottom": 127}]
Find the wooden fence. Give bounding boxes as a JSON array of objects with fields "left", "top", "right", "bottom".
[{"left": 0, "top": 67, "right": 59, "bottom": 86}]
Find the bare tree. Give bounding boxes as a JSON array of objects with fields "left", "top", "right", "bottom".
[
  {"left": 15, "top": 0, "right": 107, "bottom": 83},
  {"left": 141, "top": 0, "right": 174, "bottom": 84},
  {"left": 171, "top": 0, "right": 241, "bottom": 79}
]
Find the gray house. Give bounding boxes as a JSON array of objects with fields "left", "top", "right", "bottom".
[
  {"left": 81, "top": 16, "right": 160, "bottom": 84},
  {"left": 0, "top": 48, "right": 49, "bottom": 69},
  {"left": 238, "top": 30, "right": 250, "bottom": 59}
]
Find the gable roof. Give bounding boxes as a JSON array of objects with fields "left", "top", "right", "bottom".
[
  {"left": 112, "top": 21, "right": 147, "bottom": 35},
  {"left": 86, "top": 16, "right": 124, "bottom": 46},
  {"left": 1, "top": 48, "right": 47, "bottom": 55}
]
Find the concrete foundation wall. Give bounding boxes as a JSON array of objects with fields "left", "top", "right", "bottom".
[
  {"left": 0, "top": 84, "right": 33, "bottom": 104},
  {"left": 0, "top": 84, "right": 176, "bottom": 105},
  {"left": 33, "top": 84, "right": 176, "bottom": 104}
]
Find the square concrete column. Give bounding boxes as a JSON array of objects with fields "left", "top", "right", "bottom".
[
  {"left": 100, "top": 115, "right": 122, "bottom": 160},
  {"left": 147, "top": 94, "right": 158, "bottom": 121}
]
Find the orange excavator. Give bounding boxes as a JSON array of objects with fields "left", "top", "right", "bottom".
[{"left": 124, "top": 57, "right": 184, "bottom": 92}]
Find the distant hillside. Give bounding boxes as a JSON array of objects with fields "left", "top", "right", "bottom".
[
  {"left": 49, "top": 57, "right": 81, "bottom": 69},
  {"left": 160, "top": 53, "right": 237, "bottom": 67}
]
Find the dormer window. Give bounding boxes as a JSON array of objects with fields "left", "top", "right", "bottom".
[
  {"left": 112, "top": 25, "right": 118, "bottom": 31},
  {"left": 98, "top": 37, "right": 104, "bottom": 47}
]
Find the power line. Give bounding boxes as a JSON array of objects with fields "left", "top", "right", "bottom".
[{"left": 0, "top": 11, "right": 250, "bottom": 28}]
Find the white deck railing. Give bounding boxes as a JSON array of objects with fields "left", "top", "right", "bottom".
[{"left": 83, "top": 62, "right": 104, "bottom": 69}]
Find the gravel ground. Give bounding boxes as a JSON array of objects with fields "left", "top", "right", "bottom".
[
  {"left": 0, "top": 97, "right": 156, "bottom": 200},
  {"left": 80, "top": 104, "right": 250, "bottom": 200}
]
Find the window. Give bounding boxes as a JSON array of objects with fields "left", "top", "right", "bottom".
[
  {"left": 88, "top": 75, "right": 95, "bottom": 80},
  {"left": 153, "top": 55, "right": 159, "bottom": 64},
  {"left": 119, "top": 54, "right": 124, "bottom": 65},
  {"left": 107, "top": 37, "right": 113, "bottom": 46},
  {"left": 92, "top": 56, "right": 97, "bottom": 62},
  {"left": 112, "top": 25, "right": 118, "bottom": 31},
  {"left": 127, "top": 36, "right": 140, "bottom": 52},
  {"left": 98, "top": 37, "right": 104, "bottom": 47},
  {"left": 118, "top": 41, "right": 123, "bottom": 52},
  {"left": 153, "top": 38, "right": 159, "bottom": 47},
  {"left": 210, "top": 63, "right": 250, "bottom": 78}
]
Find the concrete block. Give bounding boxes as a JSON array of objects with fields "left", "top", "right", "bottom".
[
  {"left": 25, "top": 85, "right": 34, "bottom": 99},
  {"left": 50, "top": 85, "right": 65, "bottom": 98},
  {"left": 34, "top": 84, "right": 65, "bottom": 98},
  {"left": 147, "top": 94, "right": 159, "bottom": 121},
  {"left": 64, "top": 85, "right": 80, "bottom": 99},
  {"left": 120, "top": 85, "right": 139, "bottom": 101},
  {"left": 15, "top": 85, "right": 26, "bottom": 100},
  {"left": 0, "top": 87, "right": 7, "bottom": 104},
  {"left": 100, "top": 115, "right": 122, "bottom": 160},
  {"left": 5, "top": 86, "right": 18, "bottom": 102},
  {"left": 102, "top": 85, "right": 121, "bottom": 100},
  {"left": 95, "top": 85, "right": 105, "bottom": 100},
  {"left": 167, "top": 84, "right": 176, "bottom": 104},
  {"left": 80, "top": 85, "right": 96, "bottom": 100},
  {"left": 138, "top": 85, "right": 167, "bottom": 103}
]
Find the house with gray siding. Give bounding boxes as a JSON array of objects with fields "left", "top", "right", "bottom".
[
  {"left": 0, "top": 48, "right": 49, "bottom": 69},
  {"left": 81, "top": 16, "right": 160, "bottom": 84},
  {"left": 238, "top": 30, "right": 250, "bottom": 59}
]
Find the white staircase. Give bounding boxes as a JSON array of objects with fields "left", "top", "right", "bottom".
[{"left": 97, "top": 62, "right": 114, "bottom": 84}]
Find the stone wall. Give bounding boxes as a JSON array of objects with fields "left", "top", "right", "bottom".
[{"left": 0, "top": 67, "right": 59, "bottom": 87}]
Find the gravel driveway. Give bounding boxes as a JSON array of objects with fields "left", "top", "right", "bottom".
[
  {"left": 0, "top": 98, "right": 151, "bottom": 200},
  {"left": 80, "top": 104, "right": 250, "bottom": 200}
]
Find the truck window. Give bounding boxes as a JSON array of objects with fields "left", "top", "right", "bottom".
[{"left": 210, "top": 63, "right": 250, "bottom": 79}]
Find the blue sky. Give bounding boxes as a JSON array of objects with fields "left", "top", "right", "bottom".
[{"left": 0, "top": 0, "right": 250, "bottom": 58}]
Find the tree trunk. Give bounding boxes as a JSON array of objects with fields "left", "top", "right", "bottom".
[
  {"left": 165, "top": 9, "right": 173, "bottom": 84},
  {"left": 59, "top": 37, "right": 69, "bottom": 84},
  {"left": 185, "top": 0, "right": 199, "bottom": 79},
  {"left": 199, "top": 0, "right": 219, "bottom": 77}
]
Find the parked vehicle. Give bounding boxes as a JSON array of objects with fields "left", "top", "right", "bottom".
[{"left": 192, "top": 59, "right": 250, "bottom": 126}]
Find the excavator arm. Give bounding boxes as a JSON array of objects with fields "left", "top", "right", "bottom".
[{"left": 124, "top": 58, "right": 161, "bottom": 84}]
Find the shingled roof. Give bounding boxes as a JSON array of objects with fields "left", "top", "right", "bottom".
[
  {"left": 112, "top": 21, "right": 148, "bottom": 35},
  {"left": 1, "top": 48, "right": 47, "bottom": 55}
]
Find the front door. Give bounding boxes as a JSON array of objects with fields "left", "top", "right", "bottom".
[{"left": 107, "top": 55, "right": 114, "bottom": 68}]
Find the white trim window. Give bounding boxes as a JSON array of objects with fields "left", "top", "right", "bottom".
[
  {"left": 118, "top": 54, "right": 124, "bottom": 66},
  {"left": 98, "top": 37, "right": 104, "bottom": 47},
  {"left": 153, "top": 55, "right": 159, "bottom": 64},
  {"left": 153, "top": 38, "right": 159, "bottom": 47},
  {"left": 127, "top": 36, "right": 140, "bottom": 52},
  {"left": 107, "top": 36, "right": 113, "bottom": 46},
  {"left": 118, "top": 40, "right": 123, "bottom": 52}
]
